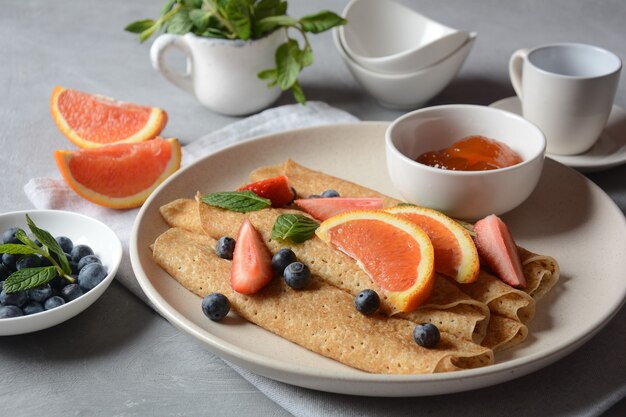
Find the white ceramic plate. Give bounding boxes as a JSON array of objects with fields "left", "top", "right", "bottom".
[
  {"left": 130, "top": 122, "right": 626, "bottom": 397},
  {"left": 490, "top": 96, "right": 626, "bottom": 172},
  {"left": 0, "top": 210, "right": 123, "bottom": 336}
]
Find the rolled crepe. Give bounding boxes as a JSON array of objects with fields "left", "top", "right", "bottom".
[{"left": 152, "top": 227, "right": 494, "bottom": 374}]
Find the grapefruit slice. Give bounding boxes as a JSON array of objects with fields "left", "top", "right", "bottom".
[
  {"left": 294, "top": 197, "right": 384, "bottom": 221},
  {"left": 316, "top": 210, "right": 435, "bottom": 313},
  {"left": 51, "top": 86, "right": 167, "bottom": 148},
  {"left": 54, "top": 138, "right": 181, "bottom": 209},
  {"left": 385, "top": 205, "right": 480, "bottom": 284},
  {"left": 473, "top": 214, "right": 526, "bottom": 288}
]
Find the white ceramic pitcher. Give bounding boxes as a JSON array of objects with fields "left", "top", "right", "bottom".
[{"left": 150, "top": 29, "right": 285, "bottom": 116}]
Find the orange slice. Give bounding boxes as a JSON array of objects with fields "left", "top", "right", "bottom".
[
  {"left": 316, "top": 210, "right": 435, "bottom": 313},
  {"left": 386, "top": 205, "right": 480, "bottom": 284},
  {"left": 54, "top": 138, "right": 181, "bottom": 209},
  {"left": 51, "top": 86, "right": 167, "bottom": 148}
]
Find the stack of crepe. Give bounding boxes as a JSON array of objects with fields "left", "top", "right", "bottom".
[{"left": 151, "top": 160, "right": 560, "bottom": 374}]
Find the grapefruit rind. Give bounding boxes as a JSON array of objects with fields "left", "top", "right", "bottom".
[
  {"left": 50, "top": 85, "right": 168, "bottom": 149},
  {"left": 316, "top": 210, "right": 435, "bottom": 313},
  {"left": 54, "top": 138, "right": 182, "bottom": 209},
  {"left": 385, "top": 205, "right": 480, "bottom": 284}
]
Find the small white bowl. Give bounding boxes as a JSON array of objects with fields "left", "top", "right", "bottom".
[
  {"left": 0, "top": 210, "right": 122, "bottom": 335},
  {"left": 339, "top": 0, "right": 469, "bottom": 73},
  {"left": 385, "top": 105, "right": 546, "bottom": 220},
  {"left": 334, "top": 29, "right": 476, "bottom": 109}
]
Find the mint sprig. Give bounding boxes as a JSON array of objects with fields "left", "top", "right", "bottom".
[
  {"left": 271, "top": 213, "right": 319, "bottom": 243},
  {"left": 201, "top": 190, "right": 271, "bottom": 212},
  {"left": 1, "top": 215, "right": 76, "bottom": 294},
  {"left": 125, "top": 0, "right": 346, "bottom": 104}
]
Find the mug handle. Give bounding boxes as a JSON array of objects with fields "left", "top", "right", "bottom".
[
  {"left": 508, "top": 48, "right": 529, "bottom": 100},
  {"left": 150, "top": 34, "right": 194, "bottom": 94}
]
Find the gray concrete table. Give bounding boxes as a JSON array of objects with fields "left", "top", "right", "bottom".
[{"left": 1, "top": 0, "right": 625, "bottom": 416}]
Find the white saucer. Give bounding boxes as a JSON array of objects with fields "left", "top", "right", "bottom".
[{"left": 489, "top": 96, "right": 626, "bottom": 172}]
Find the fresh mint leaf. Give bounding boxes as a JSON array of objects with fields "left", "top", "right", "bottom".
[
  {"left": 291, "top": 80, "right": 305, "bottom": 104},
  {"left": 15, "top": 229, "right": 41, "bottom": 251},
  {"left": 257, "top": 68, "right": 278, "bottom": 87},
  {"left": 455, "top": 220, "right": 476, "bottom": 237},
  {"left": 125, "top": 19, "right": 157, "bottom": 34},
  {"left": 189, "top": 9, "right": 212, "bottom": 30},
  {"left": 166, "top": 9, "right": 194, "bottom": 34},
  {"left": 3, "top": 267, "right": 58, "bottom": 294},
  {"left": 224, "top": 0, "right": 252, "bottom": 40},
  {"left": 139, "top": 25, "right": 160, "bottom": 43},
  {"left": 201, "top": 191, "right": 271, "bottom": 212},
  {"left": 271, "top": 214, "right": 319, "bottom": 243},
  {"left": 253, "top": 15, "right": 296, "bottom": 36},
  {"left": 253, "top": 0, "right": 288, "bottom": 21},
  {"left": 275, "top": 39, "right": 301, "bottom": 90},
  {"left": 0, "top": 243, "right": 40, "bottom": 256},
  {"left": 26, "top": 214, "right": 71, "bottom": 275},
  {"left": 299, "top": 10, "right": 347, "bottom": 34},
  {"left": 160, "top": 0, "right": 178, "bottom": 16},
  {"left": 299, "top": 44, "right": 313, "bottom": 68}
]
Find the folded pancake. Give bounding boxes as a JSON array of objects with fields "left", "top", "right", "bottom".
[
  {"left": 152, "top": 227, "right": 494, "bottom": 374},
  {"left": 174, "top": 196, "right": 491, "bottom": 343},
  {"left": 519, "top": 247, "right": 560, "bottom": 300},
  {"left": 480, "top": 314, "right": 528, "bottom": 351}
]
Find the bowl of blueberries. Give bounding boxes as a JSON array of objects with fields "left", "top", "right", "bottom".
[{"left": 0, "top": 210, "right": 122, "bottom": 335}]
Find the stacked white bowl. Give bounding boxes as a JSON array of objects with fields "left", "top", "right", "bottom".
[{"left": 335, "top": 0, "right": 476, "bottom": 109}]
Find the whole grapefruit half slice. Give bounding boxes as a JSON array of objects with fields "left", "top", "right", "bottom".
[
  {"left": 54, "top": 138, "right": 181, "bottom": 209},
  {"left": 51, "top": 86, "right": 168, "bottom": 148},
  {"left": 316, "top": 210, "right": 435, "bottom": 313},
  {"left": 386, "top": 205, "right": 480, "bottom": 284}
]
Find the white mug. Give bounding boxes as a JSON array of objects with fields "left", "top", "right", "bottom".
[
  {"left": 509, "top": 43, "right": 621, "bottom": 155},
  {"left": 150, "top": 30, "right": 285, "bottom": 116}
]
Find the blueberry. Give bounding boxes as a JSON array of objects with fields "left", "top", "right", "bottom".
[
  {"left": 0, "top": 263, "right": 10, "bottom": 281},
  {"left": 50, "top": 275, "right": 70, "bottom": 291},
  {"left": 38, "top": 255, "right": 52, "bottom": 267},
  {"left": 55, "top": 236, "right": 74, "bottom": 254},
  {"left": 0, "top": 289, "right": 28, "bottom": 307},
  {"left": 201, "top": 293, "right": 230, "bottom": 321},
  {"left": 77, "top": 263, "right": 107, "bottom": 291},
  {"left": 77, "top": 254, "right": 101, "bottom": 272},
  {"left": 283, "top": 262, "right": 311, "bottom": 290},
  {"left": 2, "top": 227, "right": 21, "bottom": 244},
  {"left": 70, "top": 244, "right": 94, "bottom": 263},
  {"left": 44, "top": 296, "right": 65, "bottom": 310},
  {"left": 16, "top": 255, "right": 43, "bottom": 270},
  {"left": 321, "top": 189, "right": 340, "bottom": 198},
  {"left": 2, "top": 253, "right": 19, "bottom": 271},
  {"left": 354, "top": 289, "right": 380, "bottom": 315},
  {"left": 28, "top": 284, "right": 53, "bottom": 303},
  {"left": 271, "top": 248, "right": 297, "bottom": 275},
  {"left": 0, "top": 305, "right": 24, "bottom": 318},
  {"left": 412, "top": 323, "right": 440, "bottom": 348},
  {"left": 23, "top": 301, "right": 44, "bottom": 315},
  {"left": 215, "top": 237, "right": 236, "bottom": 260},
  {"left": 60, "top": 284, "right": 83, "bottom": 302},
  {"left": 289, "top": 186, "right": 298, "bottom": 204}
]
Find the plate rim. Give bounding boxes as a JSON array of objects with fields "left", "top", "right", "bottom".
[{"left": 129, "top": 121, "right": 626, "bottom": 395}]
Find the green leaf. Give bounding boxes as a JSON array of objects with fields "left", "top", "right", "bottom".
[
  {"left": 166, "top": 9, "right": 194, "bottom": 34},
  {"left": 257, "top": 68, "right": 278, "bottom": 87},
  {"left": 201, "top": 191, "right": 271, "bottom": 212},
  {"left": 291, "top": 80, "right": 306, "bottom": 104},
  {"left": 26, "top": 214, "right": 71, "bottom": 275},
  {"left": 15, "top": 229, "right": 41, "bottom": 251},
  {"left": 3, "top": 267, "right": 58, "bottom": 294},
  {"left": 189, "top": 9, "right": 212, "bottom": 30},
  {"left": 299, "top": 10, "right": 347, "bottom": 34},
  {"left": 271, "top": 214, "right": 319, "bottom": 243},
  {"left": 139, "top": 25, "right": 160, "bottom": 43},
  {"left": 455, "top": 219, "right": 476, "bottom": 237},
  {"left": 299, "top": 44, "right": 313, "bottom": 68},
  {"left": 253, "top": 15, "right": 296, "bottom": 36},
  {"left": 125, "top": 19, "right": 157, "bottom": 34},
  {"left": 224, "top": 0, "right": 252, "bottom": 40},
  {"left": 253, "top": 0, "right": 287, "bottom": 21},
  {"left": 0, "top": 243, "right": 40, "bottom": 256},
  {"left": 275, "top": 39, "right": 301, "bottom": 90},
  {"left": 160, "top": 0, "right": 179, "bottom": 16},
  {"left": 396, "top": 202, "right": 417, "bottom": 207}
]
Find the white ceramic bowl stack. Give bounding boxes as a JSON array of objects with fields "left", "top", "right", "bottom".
[{"left": 335, "top": 0, "right": 476, "bottom": 109}]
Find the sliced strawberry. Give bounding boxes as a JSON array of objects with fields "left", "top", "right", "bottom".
[
  {"left": 230, "top": 219, "right": 274, "bottom": 294},
  {"left": 473, "top": 214, "right": 526, "bottom": 288},
  {"left": 294, "top": 197, "right": 384, "bottom": 221},
  {"left": 236, "top": 175, "right": 294, "bottom": 208}
]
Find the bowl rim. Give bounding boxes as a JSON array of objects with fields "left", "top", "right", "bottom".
[
  {"left": 0, "top": 209, "right": 123, "bottom": 326},
  {"left": 333, "top": 28, "right": 477, "bottom": 79},
  {"left": 339, "top": 0, "right": 462, "bottom": 62},
  {"left": 385, "top": 104, "right": 547, "bottom": 176}
]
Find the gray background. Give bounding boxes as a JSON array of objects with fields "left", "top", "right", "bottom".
[{"left": 1, "top": 0, "right": 625, "bottom": 416}]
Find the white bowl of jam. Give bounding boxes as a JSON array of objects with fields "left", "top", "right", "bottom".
[{"left": 385, "top": 104, "right": 546, "bottom": 220}]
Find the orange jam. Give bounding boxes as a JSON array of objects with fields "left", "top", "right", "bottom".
[{"left": 415, "top": 135, "right": 523, "bottom": 171}]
